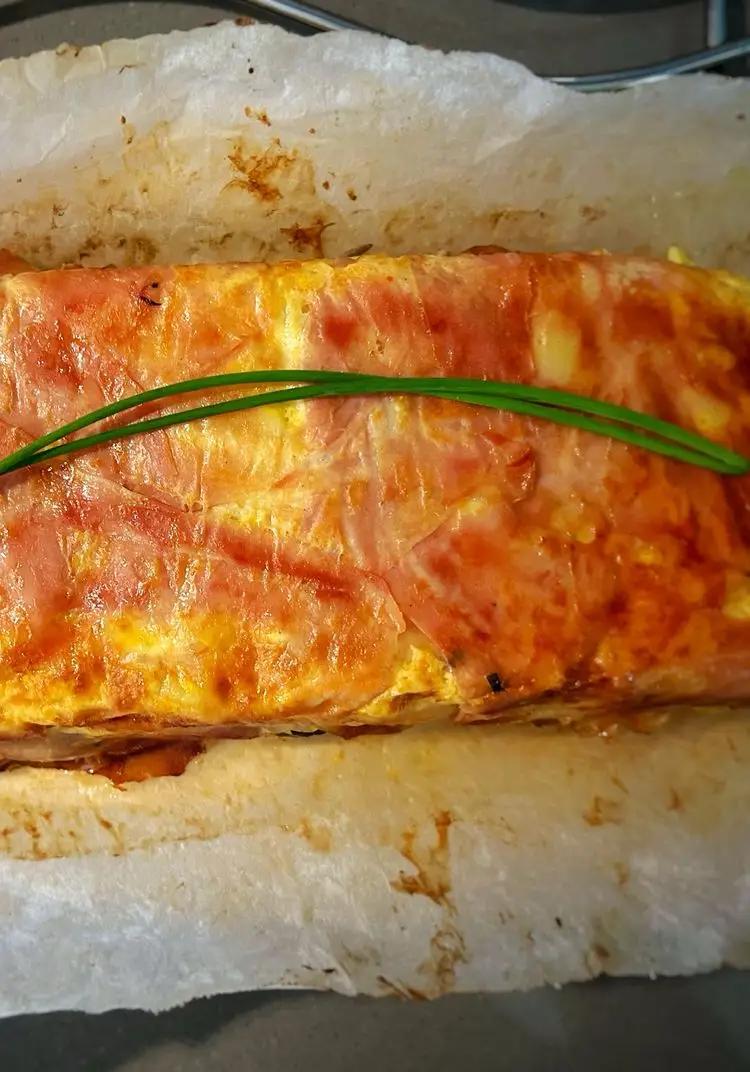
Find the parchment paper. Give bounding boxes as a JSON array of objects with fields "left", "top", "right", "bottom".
[
  {"left": 1, "top": 21, "right": 749, "bottom": 272},
  {"left": 0, "top": 22, "right": 749, "bottom": 1015}
]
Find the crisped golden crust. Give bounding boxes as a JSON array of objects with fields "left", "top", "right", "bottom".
[{"left": 1, "top": 251, "right": 750, "bottom": 757}]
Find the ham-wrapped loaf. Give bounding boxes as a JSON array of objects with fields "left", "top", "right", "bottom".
[{"left": 1, "top": 250, "right": 749, "bottom": 760}]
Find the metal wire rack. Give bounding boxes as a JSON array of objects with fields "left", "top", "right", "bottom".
[
  {"left": 244, "top": 0, "right": 749, "bottom": 88},
  {"left": 0, "top": 0, "right": 748, "bottom": 89}
]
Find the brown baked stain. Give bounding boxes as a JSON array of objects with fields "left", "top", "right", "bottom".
[
  {"left": 609, "top": 773, "right": 628, "bottom": 794},
  {"left": 346, "top": 188, "right": 358, "bottom": 202},
  {"left": 0, "top": 250, "right": 33, "bottom": 274},
  {"left": 613, "top": 861, "right": 629, "bottom": 887},
  {"left": 297, "top": 816, "right": 332, "bottom": 852},
  {"left": 630, "top": 710, "right": 671, "bottom": 734},
  {"left": 130, "top": 236, "right": 159, "bottom": 265},
  {"left": 489, "top": 207, "right": 548, "bottom": 227},
  {"left": 280, "top": 217, "right": 330, "bottom": 257},
  {"left": 214, "top": 674, "right": 232, "bottom": 702},
  {"left": 334, "top": 724, "right": 401, "bottom": 740},
  {"left": 493, "top": 815, "right": 517, "bottom": 845},
  {"left": 463, "top": 244, "right": 509, "bottom": 256},
  {"left": 667, "top": 786, "right": 685, "bottom": 812},
  {"left": 0, "top": 801, "right": 122, "bottom": 860},
  {"left": 244, "top": 106, "right": 271, "bottom": 127},
  {"left": 425, "top": 923, "right": 466, "bottom": 993},
  {"left": 584, "top": 934, "right": 614, "bottom": 976},
  {"left": 377, "top": 976, "right": 427, "bottom": 1000},
  {"left": 392, "top": 810, "right": 453, "bottom": 904},
  {"left": 389, "top": 810, "right": 467, "bottom": 991},
  {"left": 580, "top": 205, "right": 606, "bottom": 223},
  {"left": 225, "top": 139, "right": 300, "bottom": 203},
  {"left": 103, "top": 743, "right": 202, "bottom": 785},
  {"left": 722, "top": 233, "right": 750, "bottom": 271},
  {"left": 344, "top": 243, "right": 374, "bottom": 259},
  {"left": 119, "top": 118, "right": 136, "bottom": 147},
  {"left": 41, "top": 742, "right": 204, "bottom": 786},
  {"left": 388, "top": 691, "right": 434, "bottom": 714},
  {"left": 55, "top": 43, "right": 82, "bottom": 58},
  {"left": 77, "top": 233, "right": 157, "bottom": 266},
  {"left": 576, "top": 708, "right": 672, "bottom": 740},
  {"left": 22, "top": 819, "right": 42, "bottom": 857},
  {"left": 582, "top": 795, "right": 624, "bottom": 827}
]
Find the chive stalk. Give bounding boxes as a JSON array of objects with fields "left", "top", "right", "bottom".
[{"left": 0, "top": 370, "right": 745, "bottom": 477}]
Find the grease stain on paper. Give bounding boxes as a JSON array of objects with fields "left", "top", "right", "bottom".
[
  {"left": 582, "top": 795, "right": 624, "bottom": 827},
  {"left": 280, "top": 217, "right": 330, "bottom": 256},
  {"left": 392, "top": 810, "right": 453, "bottom": 904},
  {"left": 225, "top": 138, "right": 303, "bottom": 203},
  {"left": 391, "top": 810, "right": 467, "bottom": 993},
  {"left": 297, "top": 816, "right": 332, "bottom": 852}
]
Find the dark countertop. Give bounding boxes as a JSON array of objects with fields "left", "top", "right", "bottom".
[
  {"left": 4, "top": 973, "right": 750, "bottom": 1071},
  {"left": 1, "top": 3, "right": 749, "bottom": 1069},
  {"left": 0, "top": 0, "right": 736, "bottom": 69}
]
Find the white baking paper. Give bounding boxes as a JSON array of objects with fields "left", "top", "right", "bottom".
[
  {"left": 1, "top": 21, "right": 749, "bottom": 272},
  {"left": 0, "top": 22, "right": 749, "bottom": 1015},
  {"left": 1, "top": 715, "right": 750, "bottom": 1015}
]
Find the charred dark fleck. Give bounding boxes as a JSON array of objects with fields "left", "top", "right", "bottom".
[
  {"left": 139, "top": 282, "right": 162, "bottom": 307},
  {"left": 344, "top": 243, "right": 373, "bottom": 258},
  {"left": 486, "top": 672, "right": 506, "bottom": 694}
]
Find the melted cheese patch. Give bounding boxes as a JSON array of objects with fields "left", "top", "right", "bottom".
[
  {"left": 532, "top": 308, "right": 581, "bottom": 386},
  {"left": 358, "top": 639, "right": 459, "bottom": 723},
  {"left": 723, "top": 575, "right": 750, "bottom": 621},
  {"left": 680, "top": 386, "right": 732, "bottom": 437}
]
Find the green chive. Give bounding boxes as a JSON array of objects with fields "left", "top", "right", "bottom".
[{"left": 0, "top": 370, "right": 745, "bottom": 477}]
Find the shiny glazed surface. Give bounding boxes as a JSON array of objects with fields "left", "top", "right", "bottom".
[{"left": 1, "top": 250, "right": 750, "bottom": 754}]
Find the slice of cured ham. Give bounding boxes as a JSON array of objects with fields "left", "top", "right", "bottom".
[{"left": 1, "top": 250, "right": 749, "bottom": 758}]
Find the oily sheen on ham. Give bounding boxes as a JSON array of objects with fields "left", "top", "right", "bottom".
[{"left": 1, "top": 249, "right": 750, "bottom": 761}]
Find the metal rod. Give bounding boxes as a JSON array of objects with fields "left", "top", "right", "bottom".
[
  {"left": 551, "top": 36, "right": 750, "bottom": 91},
  {"left": 0, "top": 0, "right": 369, "bottom": 34},
  {"left": 242, "top": 0, "right": 749, "bottom": 90},
  {"left": 244, "top": 0, "right": 366, "bottom": 33},
  {"left": 0, "top": 0, "right": 746, "bottom": 92},
  {"left": 706, "top": 0, "right": 728, "bottom": 49}
]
